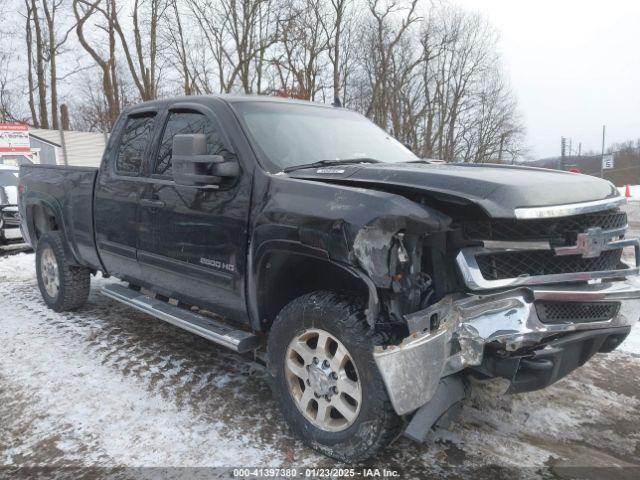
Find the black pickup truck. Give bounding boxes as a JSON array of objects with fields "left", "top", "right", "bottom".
[{"left": 19, "top": 95, "right": 640, "bottom": 461}]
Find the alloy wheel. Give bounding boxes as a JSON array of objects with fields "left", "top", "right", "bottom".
[
  {"left": 285, "top": 328, "right": 362, "bottom": 432},
  {"left": 40, "top": 247, "right": 60, "bottom": 299}
]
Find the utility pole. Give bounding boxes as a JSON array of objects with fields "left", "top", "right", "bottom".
[
  {"left": 58, "top": 126, "right": 69, "bottom": 166},
  {"left": 600, "top": 125, "right": 606, "bottom": 178}
]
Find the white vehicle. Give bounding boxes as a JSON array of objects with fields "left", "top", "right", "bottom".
[{"left": 0, "top": 164, "right": 22, "bottom": 244}]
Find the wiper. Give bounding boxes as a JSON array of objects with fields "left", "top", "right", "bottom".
[{"left": 283, "top": 158, "right": 381, "bottom": 173}]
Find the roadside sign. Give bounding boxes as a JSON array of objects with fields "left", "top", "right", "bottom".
[
  {"left": 602, "top": 154, "right": 614, "bottom": 170},
  {"left": 0, "top": 123, "right": 30, "bottom": 153}
]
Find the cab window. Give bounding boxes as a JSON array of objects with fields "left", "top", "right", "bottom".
[
  {"left": 154, "top": 111, "right": 229, "bottom": 177},
  {"left": 115, "top": 114, "right": 156, "bottom": 174}
]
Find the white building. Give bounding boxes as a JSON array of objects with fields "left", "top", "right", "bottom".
[{"left": 28, "top": 129, "right": 109, "bottom": 167}]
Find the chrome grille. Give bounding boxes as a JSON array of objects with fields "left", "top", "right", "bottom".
[
  {"left": 476, "top": 249, "right": 622, "bottom": 281},
  {"left": 463, "top": 209, "right": 627, "bottom": 242},
  {"left": 455, "top": 199, "right": 640, "bottom": 290}
]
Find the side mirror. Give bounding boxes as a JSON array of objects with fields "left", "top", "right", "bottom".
[{"left": 172, "top": 134, "right": 239, "bottom": 187}]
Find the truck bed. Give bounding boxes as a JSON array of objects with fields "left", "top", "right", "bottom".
[{"left": 19, "top": 164, "right": 101, "bottom": 270}]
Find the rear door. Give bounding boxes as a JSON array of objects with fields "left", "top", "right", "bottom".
[
  {"left": 137, "top": 103, "right": 251, "bottom": 322},
  {"left": 94, "top": 110, "right": 157, "bottom": 281}
]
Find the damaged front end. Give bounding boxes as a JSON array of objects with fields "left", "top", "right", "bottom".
[
  {"left": 374, "top": 281, "right": 640, "bottom": 414},
  {"left": 352, "top": 216, "right": 450, "bottom": 328},
  {"left": 354, "top": 197, "right": 640, "bottom": 442}
]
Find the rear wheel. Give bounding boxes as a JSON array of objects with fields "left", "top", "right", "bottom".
[
  {"left": 267, "top": 291, "right": 402, "bottom": 461},
  {"left": 36, "top": 231, "right": 90, "bottom": 311}
]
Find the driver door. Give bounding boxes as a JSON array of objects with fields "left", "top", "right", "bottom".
[{"left": 137, "top": 106, "right": 251, "bottom": 323}]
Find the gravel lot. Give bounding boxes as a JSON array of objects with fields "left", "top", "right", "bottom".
[{"left": 1, "top": 241, "right": 639, "bottom": 479}]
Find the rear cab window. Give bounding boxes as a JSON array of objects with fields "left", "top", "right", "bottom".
[{"left": 115, "top": 114, "right": 156, "bottom": 175}]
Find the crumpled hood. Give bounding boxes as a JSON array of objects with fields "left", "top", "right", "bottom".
[{"left": 287, "top": 162, "right": 620, "bottom": 218}]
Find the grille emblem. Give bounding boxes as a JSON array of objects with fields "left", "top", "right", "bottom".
[{"left": 554, "top": 227, "right": 615, "bottom": 258}]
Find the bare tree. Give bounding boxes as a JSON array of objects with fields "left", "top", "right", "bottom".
[
  {"left": 316, "top": 0, "right": 358, "bottom": 105},
  {"left": 186, "top": 0, "right": 278, "bottom": 94},
  {"left": 329, "top": 0, "right": 347, "bottom": 104},
  {"left": 25, "top": 0, "right": 50, "bottom": 128},
  {"left": 459, "top": 68, "right": 523, "bottom": 163},
  {"left": 0, "top": 55, "right": 15, "bottom": 122},
  {"left": 111, "top": 0, "right": 168, "bottom": 101},
  {"left": 41, "top": 0, "right": 76, "bottom": 129},
  {"left": 23, "top": 1, "right": 39, "bottom": 126},
  {"left": 20, "top": 0, "right": 75, "bottom": 128},
  {"left": 4, "top": 0, "right": 524, "bottom": 159},
  {"left": 0, "top": 2, "right": 25, "bottom": 122},
  {"left": 362, "top": 0, "right": 420, "bottom": 127},
  {"left": 73, "top": 0, "right": 122, "bottom": 128},
  {"left": 163, "top": 0, "right": 196, "bottom": 95},
  {"left": 71, "top": 68, "right": 126, "bottom": 131},
  {"left": 413, "top": 4, "right": 524, "bottom": 162},
  {"left": 271, "top": 0, "right": 330, "bottom": 99}
]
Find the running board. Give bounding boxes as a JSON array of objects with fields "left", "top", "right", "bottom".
[{"left": 101, "top": 283, "right": 260, "bottom": 353}]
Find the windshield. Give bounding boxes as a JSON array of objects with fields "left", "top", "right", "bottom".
[{"left": 233, "top": 101, "right": 418, "bottom": 172}]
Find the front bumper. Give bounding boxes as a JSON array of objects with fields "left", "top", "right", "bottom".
[{"left": 374, "top": 280, "right": 640, "bottom": 415}]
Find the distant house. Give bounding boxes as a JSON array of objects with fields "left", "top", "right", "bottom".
[
  {"left": 29, "top": 129, "right": 109, "bottom": 167},
  {"left": 27, "top": 132, "right": 59, "bottom": 165}
]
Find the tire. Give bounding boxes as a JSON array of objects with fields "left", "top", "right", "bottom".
[
  {"left": 267, "top": 291, "right": 402, "bottom": 461},
  {"left": 35, "top": 231, "right": 90, "bottom": 312}
]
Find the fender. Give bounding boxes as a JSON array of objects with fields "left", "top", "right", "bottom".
[
  {"left": 247, "top": 238, "right": 380, "bottom": 331},
  {"left": 22, "top": 192, "right": 82, "bottom": 264}
]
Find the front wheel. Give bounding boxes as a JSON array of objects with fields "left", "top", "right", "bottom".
[
  {"left": 267, "top": 291, "right": 402, "bottom": 461},
  {"left": 36, "top": 231, "right": 90, "bottom": 312}
]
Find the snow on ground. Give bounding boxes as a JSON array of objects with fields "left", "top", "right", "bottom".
[
  {"left": 620, "top": 318, "right": 640, "bottom": 354},
  {"left": 0, "top": 254, "right": 289, "bottom": 467},
  {"left": 618, "top": 185, "right": 640, "bottom": 202},
  {"left": 1, "top": 251, "right": 639, "bottom": 478}
]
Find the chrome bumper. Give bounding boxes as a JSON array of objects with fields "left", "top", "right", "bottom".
[
  {"left": 374, "top": 280, "right": 640, "bottom": 415},
  {"left": 1, "top": 205, "right": 21, "bottom": 240},
  {"left": 1, "top": 228, "right": 22, "bottom": 240}
]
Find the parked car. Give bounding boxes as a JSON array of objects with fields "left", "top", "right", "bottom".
[
  {"left": 0, "top": 165, "right": 22, "bottom": 244},
  {"left": 18, "top": 96, "right": 640, "bottom": 461}
]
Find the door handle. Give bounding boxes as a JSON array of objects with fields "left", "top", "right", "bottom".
[{"left": 140, "top": 198, "right": 165, "bottom": 208}]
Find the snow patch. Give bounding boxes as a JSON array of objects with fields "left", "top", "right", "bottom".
[
  {"left": 620, "top": 322, "right": 640, "bottom": 354},
  {"left": 0, "top": 291, "right": 283, "bottom": 467},
  {"left": 0, "top": 252, "right": 35, "bottom": 282}
]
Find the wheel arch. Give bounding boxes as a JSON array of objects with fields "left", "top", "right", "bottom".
[
  {"left": 249, "top": 241, "right": 379, "bottom": 332},
  {"left": 24, "top": 197, "right": 79, "bottom": 264},
  {"left": 26, "top": 199, "right": 60, "bottom": 247}
]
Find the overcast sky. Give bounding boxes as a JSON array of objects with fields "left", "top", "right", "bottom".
[{"left": 453, "top": 0, "right": 640, "bottom": 159}]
